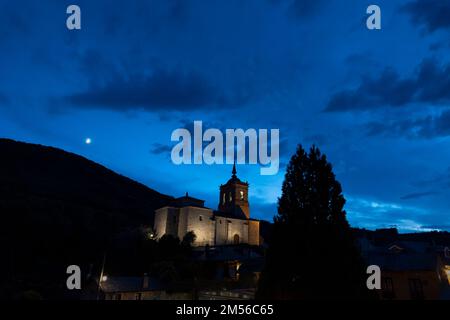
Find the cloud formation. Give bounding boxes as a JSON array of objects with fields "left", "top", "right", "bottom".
[
  {"left": 267, "top": 0, "right": 325, "bottom": 20},
  {"left": 402, "top": 0, "right": 450, "bottom": 33},
  {"left": 289, "top": 0, "right": 325, "bottom": 18},
  {"left": 150, "top": 143, "right": 173, "bottom": 155},
  {"left": 326, "top": 59, "right": 450, "bottom": 112},
  {"left": 400, "top": 191, "right": 438, "bottom": 200},
  {"left": 366, "top": 110, "right": 450, "bottom": 139},
  {"left": 66, "top": 68, "right": 236, "bottom": 112}
]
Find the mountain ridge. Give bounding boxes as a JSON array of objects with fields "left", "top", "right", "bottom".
[{"left": 0, "top": 138, "right": 173, "bottom": 299}]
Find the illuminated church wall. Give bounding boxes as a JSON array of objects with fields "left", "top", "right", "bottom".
[
  {"left": 154, "top": 207, "right": 179, "bottom": 238},
  {"left": 215, "top": 217, "right": 228, "bottom": 244},
  {"left": 248, "top": 220, "right": 260, "bottom": 246},
  {"left": 153, "top": 166, "right": 261, "bottom": 247},
  {"left": 226, "top": 218, "right": 249, "bottom": 244},
  {"left": 177, "top": 207, "right": 189, "bottom": 239},
  {"left": 184, "top": 207, "right": 215, "bottom": 246},
  {"left": 154, "top": 206, "right": 260, "bottom": 246}
]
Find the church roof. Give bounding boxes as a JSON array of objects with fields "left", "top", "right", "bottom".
[
  {"left": 213, "top": 210, "right": 248, "bottom": 220},
  {"left": 171, "top": 192, "right": 206, "bottom": 208}
]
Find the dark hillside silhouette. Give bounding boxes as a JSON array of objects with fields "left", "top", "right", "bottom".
[{"left": 0, "top": 139, "right": 172, "bottom": 299}]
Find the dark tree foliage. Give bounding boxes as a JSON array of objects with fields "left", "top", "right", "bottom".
[
  {"left": 106, "top": 231, "right": 196, "bottom": 284},
  {"left": 182, "top": 231, "right": 197, "bottom": 247},
  {"left": 257, "top": 145, "right": 371, "bottom": 299}
]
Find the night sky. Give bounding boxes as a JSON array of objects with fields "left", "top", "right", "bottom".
[{"left": 1, "top": 0, "right": 450, "bottom": 232}]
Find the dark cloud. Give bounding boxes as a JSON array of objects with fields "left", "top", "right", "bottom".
[
  {"left": 419, "top": 111, "right": 450, "bottom": 138},
  {"left": 326, "top": 59, "right": 450, "bottom": 112},
  {"left": 366, "top": 109, "right": 450, "bottom": 139},
  {"left": 150, "top": 143, "right": 172, "bottom": 155},
  {"left": 326, "top": 69, "right": 415, "bottom": 112},
  {"left": 400, "top": 191, "right": 438, "bottom": 200},
  {"left": 429, "top": 42, "right": 449, "bottom": 52},
  {"left": 268, "top": 0, "right": 325, "bottom": 19},
  {"left": 77, "top": 50, "right": 120, "bottom": 84},
  {"left": 66, "top": 68, "right": 238, "bottom": 112},
  {"left": 402, "top": 0, "right": 450, "bottom": 33},
  {"left": 289, "top": 0, "right": 325, "bottom": 18},
  {"left": 0, "top": 7, "right": 30, "bottom": 41},
  {"left": 166, "top": 0, "right": 190, "bottom": 22},
  {"left": 365, "top": 118, "right": 421, "bottom": 138},
  {"left": 408, "top": 169, "right": 450, "bottom": 198}
]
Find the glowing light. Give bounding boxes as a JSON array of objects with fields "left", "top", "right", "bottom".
[
  {"left": 102, "top": 275, "right": 108, "bottom": 282},
  {"left": 85, "top": 138, "right": 92, "bottom": 145}
]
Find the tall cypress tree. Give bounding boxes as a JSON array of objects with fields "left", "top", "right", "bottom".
[{"left": 257, "top": 145, "right": 370, "bottom": 299}]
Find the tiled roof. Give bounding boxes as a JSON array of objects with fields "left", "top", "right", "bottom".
[{"left": 171, "top": 193, "right": 206, "bottom": 208}]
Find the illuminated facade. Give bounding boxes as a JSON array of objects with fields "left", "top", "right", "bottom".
[{"left": 154, "top": 165, "right": 260, "bottom": 246}]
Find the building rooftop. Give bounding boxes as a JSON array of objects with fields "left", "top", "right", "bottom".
[{"left": 171, "top": 192, "right": 206, "bottom": 208}]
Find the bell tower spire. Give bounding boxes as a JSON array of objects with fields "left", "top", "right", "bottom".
[
  {"left": 232, "top": 161, "right": 237, "bottom": 178},
  {"left": 218, "top": 164, "right": 250, "bottom": 219}
]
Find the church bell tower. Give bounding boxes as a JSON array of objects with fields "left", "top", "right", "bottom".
[{"left": 218, "top": 163, "right": 250, "bottom": 219}]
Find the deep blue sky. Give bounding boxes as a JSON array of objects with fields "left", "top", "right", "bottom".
[{"left": 1, "top": 0, "right": 450, "bottom": 232}]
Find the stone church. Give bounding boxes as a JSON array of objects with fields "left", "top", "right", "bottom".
[{"left": 154, "top": 165, "right": 261, "bottom": 246}]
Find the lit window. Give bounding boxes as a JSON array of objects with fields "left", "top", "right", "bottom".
[
  {"left": 229, "top": 192, "right": 232, "bottom": 202},
  {"left": 240, "top": 190, "right": 244, "bottom": 200}
]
